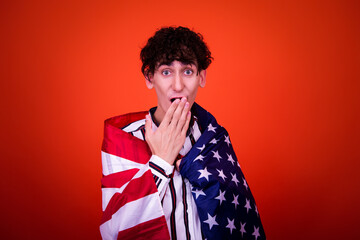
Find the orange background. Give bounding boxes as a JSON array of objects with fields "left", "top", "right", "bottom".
[{"left": 1, "top": 0, "right": 359, "bottom": 239}]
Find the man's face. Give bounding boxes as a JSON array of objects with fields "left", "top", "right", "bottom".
[{"left": 146, "top": 60, "right": 206, "bottom": 123}]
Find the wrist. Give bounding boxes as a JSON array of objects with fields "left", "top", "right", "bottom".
[
  {"left": 157, "top": 154, "right": 176, "bottom": 165},
  {"left": 150, "top": 155, "right": 174, "bottom": 175}
]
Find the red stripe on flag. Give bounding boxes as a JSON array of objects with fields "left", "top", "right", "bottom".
[
  {"left": 101, "top": 170, "right": 158, "bottom": 224},
  {"left": 116, "top": 216, "right": 169, "bottom": 240},
  {"left": 102, "top": 112, "right": 152, "bottom": 164},
  {"left": 101, "top": 168, "right": 139, "bottom": 188}
]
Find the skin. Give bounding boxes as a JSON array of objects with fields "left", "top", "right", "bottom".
[{"left": 144, "top": 60, "right": 206, "bottom": 167}]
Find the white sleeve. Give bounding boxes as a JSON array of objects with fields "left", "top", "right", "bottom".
[{"left": 148, "top": 155, "right": 174, "bottom": 200}]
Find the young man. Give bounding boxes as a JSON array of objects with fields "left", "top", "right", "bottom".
[{"left": 100, "top": 26, "right": 266, "bottom": 240}]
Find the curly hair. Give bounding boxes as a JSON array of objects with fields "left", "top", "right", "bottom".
[{"left": 140, "top": 26, "right": 213, "bottom": 79}]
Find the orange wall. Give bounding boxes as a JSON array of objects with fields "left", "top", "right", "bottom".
[{"left": 1, "top": 0, "right": 359, "bottom": 239}]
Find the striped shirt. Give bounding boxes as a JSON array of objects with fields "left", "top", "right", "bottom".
[{"left": 122, "top": 108, "right": 203, "bottom": 240}]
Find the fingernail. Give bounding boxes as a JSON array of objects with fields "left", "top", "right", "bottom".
[
  {"left": 181, "top": 97, "right": 186, "bottom": 102},
  {"left": 185, "top": 102, "right": 189, "bottom": 108},
  {"left": 175, "top": 99, "right": 180, "bottom": 104}
]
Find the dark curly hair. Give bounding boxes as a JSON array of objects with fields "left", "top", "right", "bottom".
[{"left": 140, "top": 26, "right": 213, "bottom": 79}]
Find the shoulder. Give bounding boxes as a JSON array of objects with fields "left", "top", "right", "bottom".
[
  {"left": 104, "top": 111, "right": 148, "bottom": 141},
  {"left": 104, "top": 111, "right": 147, "bottom": 131}
]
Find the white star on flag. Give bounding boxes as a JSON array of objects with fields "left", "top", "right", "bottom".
[
  {"left": 215, "top": 189, "right": 226, "bottom": 205},
  {"left": 244, "top": 198, "right": 252, "bottom": 213},
  {"left": 243, "top": 177, "right": 248, "bottom": 190},
  {"left": 226, "top": 218, "right": 236, "bottom": 234},
  {"left": 210, "top": 138, "right": 218, "bottom": 144},
  {"left": 192, "top": 188, "right": 206, "bottom": 199},
  {"left": 227, "top": 153, "right": 235, "bottom": 165},
  {"left": 197, "top": 144, "right": 205, "bottom": 152},
  {"left": 240, "top": 222, "right": 246, "bottom": 238},
  {"left": 198, "top": 167, "right": 212, "bottom": 181},
  {"left": 216, "top": 168, "right": 227, "bottom": 181},
  {"left": 194, "top": 154, "right": 204, "bottom": 162},
  {"left": 224, "top": 135, "right": 231, "bottom": 146},
  {"left": 232, "top": 194, "right": 239, "bottom": 209},
  {"left": 212, "top": 150, "right": 222, "bottom": 162},
  {"left": 252, "top": 226, "right": 260, "bottom": 240},
  {"left": 231, "top": 172, "right": 240, "bottom": 186},
  {"left": 207, "top": 123, "right": 217, "bottom": 133},
  {"left": 204, "top": 213, "right": 218, "bottom": 230}
]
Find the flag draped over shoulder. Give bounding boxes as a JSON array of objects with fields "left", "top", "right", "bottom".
[
  {"left": 180, "top": 103, "right": 266, "bottom": 240},
  {"left": 100, "top": 111, "right": 170, "bottom": 240},
  {"left": 100, "top": 103, "right": 265, "bottom": 240}
]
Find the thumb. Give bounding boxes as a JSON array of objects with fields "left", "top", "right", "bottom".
[{"left": 175, "top": 159, "right": 182, "bottom": 172}]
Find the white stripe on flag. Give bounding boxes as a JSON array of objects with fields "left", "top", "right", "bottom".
[
  {"left": 101, "top": 163, "right": 151, "bottom": 211},
  {"left": 102, "top": 187, "right": 120, "bottom": 211},
  {"left": 100, "top": 192, "right": 164, "bottom": 240},
  {"left": 101, "top": 151, "right": 143, "bottom": 176}
]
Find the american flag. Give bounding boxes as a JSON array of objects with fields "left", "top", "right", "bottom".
[
  {"left": 180, "top": 104, "right": 266, "bottom": 240},
  {"left": 100, "top": 104, "right": 265, "bottom": 240}
]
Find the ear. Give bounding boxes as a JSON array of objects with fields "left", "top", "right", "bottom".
[
  {"left": 145, "top": 75, "right": 154, "bottom": 89},
  {"left": 199, "top": 70, "right": 206, "bottom": 88}
]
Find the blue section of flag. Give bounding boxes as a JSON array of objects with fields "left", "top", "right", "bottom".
[{"left": 180, "top": 103, "right": 266, "bottom": 240}]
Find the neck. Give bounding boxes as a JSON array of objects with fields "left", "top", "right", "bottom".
[{"left": 153, "top": 108, "right": 164, "bottom": 126}]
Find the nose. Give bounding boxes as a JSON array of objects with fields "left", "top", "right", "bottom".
[{"left": 172, "top": 72, "right": 184, "bottom": 92}]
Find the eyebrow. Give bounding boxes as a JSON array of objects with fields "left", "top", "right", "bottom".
[{"left": 158, "top": 62, "right": 196, "bottom": 68}]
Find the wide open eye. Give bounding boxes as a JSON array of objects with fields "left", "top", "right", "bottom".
[
  {"left": 162, "top": 69, "right": 171, "bottom": 76},
  {"left": 184, "top": 69, "right": 193, "bottom": 75}
]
